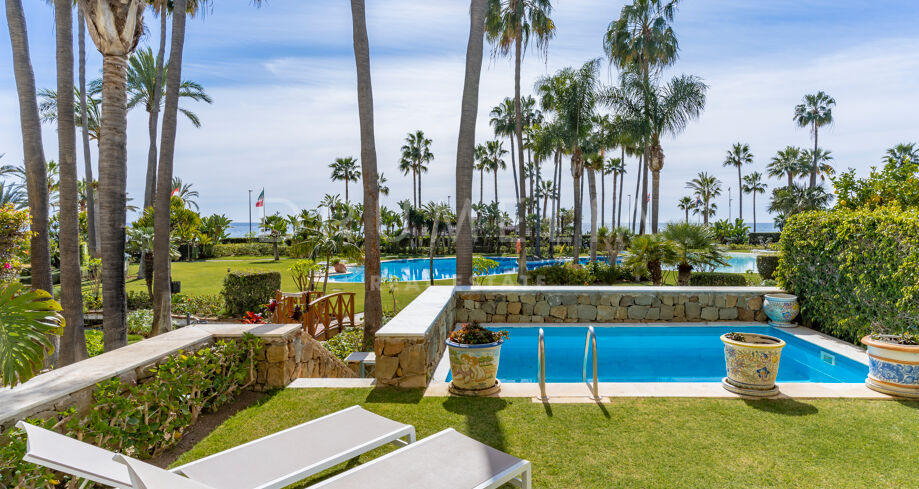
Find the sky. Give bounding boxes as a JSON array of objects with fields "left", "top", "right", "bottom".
[{"left": 1, "top": 0, "right": 918, "bottom": 229}]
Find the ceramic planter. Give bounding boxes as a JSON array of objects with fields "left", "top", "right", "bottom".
[
  {"left": 721, "top": 332, "right": 786, "bottom": 397},
  {"left": 446, "top": 339, "right": 503, "bottom": 391},
  {"left": 861, "top": 335, "right": 919, "bottom": 398},
  {"left": 763, "top": 293, "right": 799, "bottom": 327},
  {"left": 333, "top": 262, "right": 347, "bottom": 273}
]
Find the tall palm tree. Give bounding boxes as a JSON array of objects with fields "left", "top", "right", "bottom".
[
  {"left": 801, "top": 148, "right": 835, "bottom": 183},
  {"left": 767, "top": 146, "right": 807, "bottom": 187},
  {"left": 329, "top": 156, "right": 361, "bottom": 203},
  {"left": 5, "top": 0, "right": 53, "bottom": 297},
  {"left": 722, "top": 142, "right": 753, "bottom": 224},
  {"left": 455, "top": 0, "right": 488, "bottom": 286},
  {"left": 80, "top": 0, "right": 146, "bottom": 350},
  {"left": 170, "top": 177, "right": 199, "bottom": 210},
  {"left": 401, "top": 130, "right": 433, "bottom": 208},
  {"left": 490, "top": 98, "right": 520, "bottom": 203},
  {"left": 377, "top": 173, "right": 389, "bottom": 196},
  {"left": 483, "top": 139, "right": 508, "bottom": 206},
  {"left": 793, "top": 91, "right": 835, "bottom": 188},
  {"left": 885, "top": 142, "right": 918, "bottom": 166},
  {"left": 485, "top": 0, "right": 555, "bottom": 284},
  {"left": 398, "top": 155, "right": 416, "bottom": 206},
  {"left": 768, "top": 183, "right": 832, "bottom": 229},
  {"left": 349, "top": 0, "right": 383, "bottom": 350},
  {"left": 685, "top": 171, "right": 721, "bottom": 225},
  {"left": 423, "top": 201, "right": 453, "bottom": 285},
  {"left": 607, "top": 157, "right": 625, "bottom": 228},
  {"left": 605, "top": 69, "right": 707, "bottom": 233},
  {"left": 474, "top": 143, "right": 488, "bottom": 204},
  {"left": 53, "top": 0, "right": 88, "bottom": 365},
  {"left": 78, "top": 4, "right": 99, "bottom": 258},
  {"left": 742, "top": 171, "right": 767, "bottom": 233},
  {"left": 677, "top": 196, "right": 694, "bottom": 223}
]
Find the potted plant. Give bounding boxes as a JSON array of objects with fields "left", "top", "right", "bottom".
[
  {"left": 763, "top": 293, "right": 799, "bottom": 327},
  {"left": 331, "top": 258, "right": 347, "bottom": 274},
  {"left": 861, "top": 327, "right": 919, "bottom": 398},
  {"left": 446, "top": 323, "right": 508, "bottom": 395},
  {"left": 720, "top": 332, "right": 786, "bottom": 397}
]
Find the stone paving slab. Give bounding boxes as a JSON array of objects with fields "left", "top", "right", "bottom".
[{"left": 376, "top": 286, "right": 454, "bottom": 338}]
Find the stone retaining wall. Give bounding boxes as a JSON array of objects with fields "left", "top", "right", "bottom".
[{"left": 254, "top": 326, "right": 356, "bottom": 391}]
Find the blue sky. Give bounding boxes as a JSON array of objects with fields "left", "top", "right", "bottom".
[{"left": 2, "top": 1, "right": 918, "bottom": 226}]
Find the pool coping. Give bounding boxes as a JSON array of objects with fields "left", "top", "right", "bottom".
[{"left": 426, "top": 322, "right": 890, "bottom": 400}]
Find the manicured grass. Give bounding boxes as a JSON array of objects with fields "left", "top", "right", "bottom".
[{"left": 175, "top": 388, "right": 919, "bottom": 488}]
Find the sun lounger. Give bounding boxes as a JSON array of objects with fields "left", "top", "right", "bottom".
[
  {"left": 112, "top": 428, "right": 532, "bottom": 489},
  {"left": 17, "top": 405, "right": 415, "bottom": 489}
]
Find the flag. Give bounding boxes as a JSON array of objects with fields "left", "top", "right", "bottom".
[
  {"left": 170, "top": 187, "right": 180, "bottom": 197},
  {"left": 255, "top": 188, "right": 265, "bottom": 208},
  {"left": 695, "top": 196, "right": 702, "bottom": 206}
]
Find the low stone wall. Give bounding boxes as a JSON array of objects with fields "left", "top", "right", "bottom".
[{"left": 253, "top": 326, "right": 356, "bottom": 391}]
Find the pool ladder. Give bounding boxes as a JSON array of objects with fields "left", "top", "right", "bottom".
[
  {"left": 583, "top": 326, "right": 600, "bottom": 400},
  {"left": 537, "top": 328, "right": 547, "bottom": 401}
]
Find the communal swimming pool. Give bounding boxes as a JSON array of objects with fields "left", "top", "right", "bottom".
[
  {"left": 330, "top": 253, "right": 759, "bottom": 282},
  {"left": 445, "top": 326, "right": 867, "bottom": 384}
]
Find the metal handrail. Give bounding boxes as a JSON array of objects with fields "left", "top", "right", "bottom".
[
  {"left": 582, "top": 326, "right": 600, "bottom": 400},
  {"left": 537, "top": 328, "right": 547, "bottom": 401}
]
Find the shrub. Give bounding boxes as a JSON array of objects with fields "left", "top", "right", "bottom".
[
  {"left": 712, "top": 218, "right": 750, "bottom": 244},
  {"left": 472, "top": 256, "right": 499, "bottom": 285},
  {"left": 126, "top": 290, "right": 152, "bottom": 310},
  {"left": 756, "top": 254, "right": 780, "bottom": 281},
  {"left": 213, "top": 242, "right": 288, "bottom": 257},
  {"left": 127, "top": 309, "right": 154, "bottom": 336},
  {"left": 222, "top": 270, "right": 281, "bottom": 316},
  {"left": 172, "top": 294, "right": 225, "bottom": 318},
  {"left": 449, "top": 323, "right": 508, "bottom": 345},
  {"left": 0, "top": 204, "right": 30, "bottom": 282},
  {"left": 323, "top": 327, "right": 364, "bottom": 361},
  {"left": 688, "top": 272, "right": 747, "bottom": 286},
  {"left": 526, "top": 262, "right": 631, "bottom": 285},
  {"left": 777, "top": 207, "right": 919, "bottom": 343},
  {"left": 85, "top": 329, "right": 104, "bottom": 357}
]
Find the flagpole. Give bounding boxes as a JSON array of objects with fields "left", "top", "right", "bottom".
[{"left": 248, "top": 189, "right": 252, "bottom": 238}]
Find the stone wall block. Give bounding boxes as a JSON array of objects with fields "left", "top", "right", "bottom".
[
  {"left": 376, "top": 355, "right": 400, "bottom": 380},
  {"left": 520, "top": 294, "right": 536, "bottom": 305},
  {"left": 507, "top": 302, "right": 522, "bottom": 315},
  {"left": 534, "top": 301, "right": 550, "bottom": 316},
  {"left": 567, "top": 304, "right": 579, "bottom": 319},
  {"left": 496, "top": 302, "right": 508, "bottom": 315},
  {"left": 659, "top": 304, "right": 674, "bottom": 320},
  {"left": 701, "top": 307, "right": 719, "bottom": 321},
  {"left": 550, "top": 305, "right": 567, "bottom": 319},
  {"left": 629, "top": 305, "right": 649, "bottom": 320},
  {"left": 719, "top": 308, "right": 739, "bottom": 320},
  {"left": 577, "top": 294, "right": 591, "bottom": 305},
  {"left": 685, "top": 302, "right": 701, "bottom": 320},
  {"left": 522, "top": 303, "right": 534, "bottom": 316},
  {"left": 547, "top": 295, "right": 562, "bottom": 307},
  {"left": 747, "top": 297, "right": 763, "bottom": 311},
  {"left": 482, "top": 301, "right": 496, "bottom": 314},
  {"left": 620, "top": 296, "right": 635, "bottom": 307},
  {"left": 468, "top": 309, "right": 487, "bottom": 322},
  {"left": 562, "top": 295, "right": 577, "bottom": 305},
  {"left": 597, "top": 305, "right": 615, "bottom": 321},
  {"left": 578, "top": 304, "right": 598, "bottom": 321},
  {"left": 725, "top": 295, "right": 738, "bottom": 308}
]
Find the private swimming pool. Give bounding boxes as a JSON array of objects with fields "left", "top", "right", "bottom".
[
  {"left": 330, "top": 254, "right": 759, "bottom": 282},
  {"left": 445, "top": 325, "right": 867, "bottom": 384}
]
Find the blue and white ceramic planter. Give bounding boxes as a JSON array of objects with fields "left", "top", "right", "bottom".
[
  {"left": 763, "top": 293, "right": 799, "bottom": 327},
  {"left": 861, "top": 335, "right": 919, "bottom": 399}
]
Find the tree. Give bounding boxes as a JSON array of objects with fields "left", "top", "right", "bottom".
[
  {"left": 307, "top": 218, "right": 361, "bottom": 294},
  {"left": 401, "top": 131, "right": 433, "bottom": 208},
  {"left": 125, "top": 225, "right": 156, "bottom": 298},
  {"left": 661, "top": 222, "right": 725, "bottom": 285},
  {"left": 261, "top": 213, "right": 288, "bottom": 261},
  {"left": 486, "top": 0, "right": 555, "bottom": 284},
  {"left": 78, "top": 3, "right": 98, "bottom": 258},
  {"left": 55, "top": 0, "right": 88, "bottom": 365},
  {"left": 536, "top": 179, "right": 554, "bottom": 219},
  {"left": 686, "top": 171, "right": 721, "bottom": 225},
  {"left": 677, "top": 196, "right": 694, "bottom": 223},
  {"left": 885, "top": 142, "right": 918, "bottom": 166},
  {"left": 768, "top": 183, "right": 833, "bottom": 229},
  {"left": 623, "top": 233, "right": 675, "bottom": 285},
  {"left": 329, "top": 156, "right": 361, "bottom": 203},
  {"left": 6, "top": 0, "right": 54, "bottom": 298},
  {"left": 170, "top": 176, "right": 199, "bottom": 210},
  {"left": 474, "top": 143, "right": 488, "bottom": 204},
  {"left": 597, "top": 225, "right": 631, "bottom": 265},
  {"left": 490, "top": 98, "right": 520, "bottom": 203},
  {"left": 801, "top": 148, "right": 835, "bottom": 183},
  {"left": 793, "top": 91, "right": 835, "bottom": 188},
  {"left": 722, "top": 142, "right": 753, "bottom": 224},
  {"left": 456, "top": 0, "right": 488, "bottom": 287},
  {"left": 423, "top": 202, "right": 453, "bottom": 285},
  {"left": 483, "top": 139, "right": 508, "bottom": 206},
  {"left": 377, "top": 173, "right": 389, "bottom": 196},
  {"left": 742, "top": 171, "right": 767, "bottom": 233},
  {"left": 605, "top": 157, "right": 624, "bottom": 228},
  {"left": 767, "top": 146, "right": 807, "bottom": 187}
]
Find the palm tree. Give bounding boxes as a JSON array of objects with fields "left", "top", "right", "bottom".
[
  {"left": 885, "top": 142, "right": 918, "bottom": 166},
  {"left": 536, "top": 179, "right": 554, "bottom": 219},
  {"left": 662, "top": 222, "right": 726, "bottom": 285},
  {"left": 767, "top": 146, "right": 807, "bottom": 187},
  {"left": 78, "top": 3, "right": 98, "bottom": 258},
  {"left": 486, "top": 0, "right": 555, "bottom": 283},
  {"left": 604, "top": 157, "right": 623, "bottom": 229},
  {"left": 801, "top": 148, "right": 835, "bottom": 183},
  {"left": 794, "top": 91, "right": 836, "bottom": 188},
  {"left": 307, "top": 218, "right": 361, "bottom": 294},
  {"left": 6, "top": 0, "right": 54, "bottom": 297},
  {"left": 677, "top": 196, "right": 694, "bottom": 223},
  {"left": 261, "top": 213, "right": 288, "bottom": 261},
  {"left": 401, "top": 130, "right": 433, "bottom": 208},
  {"left": 329, "top": 156, "right": 361, "bottom": 203},
  {"left": 722, "top": 142, "right": 753, "bottom": 224},
  {"left": 127, "top": 46, "right": 213, "bottom": 209},
  {"left": 474, "top": 143, "right": 488, "bottom": 204},
  {"left": 490, "top": 98, "right": 520, "bottom": 203},
  {"left": 768, "top": 183, "right": 833, "bottom": 230},
  {"left": 603, "top": 0, "right": 680, "bottom": 82},
  {"left": 170, "top": 177, "right": 199, "bottom": 210},
  {"left": 455, "top": 0, "right": 488, "bottom": 286},
  {"left": 377, "top": 173, "right": 389, "bottom": 196},
  {"left": 742, "top": 171, "right": 767, "bottom": 233},
  {"left": 483, "top": 139, "right": 508, "bottom": 206},
  {"left": 686, "top": 171, "right": 721, "bottom": 225},
  {"left": 623, "top": 233, "right": 676, "bottom": 286},
  {"left": 604, "top": 69, "right": 707, "bottom": 233},
  {"left": 423, "top": 202, "right": 453, "bottom": 285},
  {"left": 597, "top": 225, "right": 631, "bottom": 265}
]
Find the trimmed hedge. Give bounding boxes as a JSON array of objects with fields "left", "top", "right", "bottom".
[
  {"left": 526, "top": 262, "right": 632, "bottom": 285},
  {"left": 756, "top": 254, "right": 780, "bottom": 281},
  {"left": 688, "top": 272, "right": 747, "bottom": 286},
  {"left": 222, "top": 270, "right": 281, "bottom": 316},
  {"left": 213, "top": 243, "right": 288, "bottom": 257},
  {"left": 777, "top": 207, "right": 919, "bottom": 343}
]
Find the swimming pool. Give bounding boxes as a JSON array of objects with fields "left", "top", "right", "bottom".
[
  {"left": 446, "top": 326, "right": 866, "bottom": 384},
  {"left": 330, "top": 253, "right": 759, "bottom": 282}
]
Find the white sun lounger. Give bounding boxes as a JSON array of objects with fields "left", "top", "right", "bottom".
[
  {"left": 17, "top": 405, "right": 415, "bottom": 489},
  {"left": 111, "top": 428, "right": 532, "bottom": 489}
]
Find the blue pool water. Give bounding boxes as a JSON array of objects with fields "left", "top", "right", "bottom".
[
  {"left": 330, "top": 254, "right": 759, "bottom": 282},
  {"left": 447, "top": 326, "right": 866, "bottom": 383}
]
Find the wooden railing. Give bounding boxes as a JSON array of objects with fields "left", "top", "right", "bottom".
[{"left": 272, "top": 290, "right": 355, "bottom": 340}]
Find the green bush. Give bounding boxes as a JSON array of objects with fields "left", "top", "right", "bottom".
[
  {"left": 85, "top": 329, "right": 105, "bottom": 357},
  {"left": 526, "top": 262, "right": 631, "bottom": 285},
  {"left": 172, "top": 293, "right": 225, "bottom": 318},
  {"left": 127, "top": 309, "right": 154, "bottom": 336},
  {"left": 222, "top": 270, "right": 281, "bottom": 316},
  {"left": 127, "top": 290, "right": 152, "bottom": 310},
  {"left": 1, "top": 335, "right": 261, "bottom": 486},
  {"left": 756, "top": 254, "right": 780, "bottom": 281},
  {"left": 688, "top": 272, "right": 747, "bottom": 286},
  {"left": 323, "top": 327, "right": 364, "bottom": 362},
  {"left": 213, "top": 242, "right": 288, "bottom": 257},
  {"left": 777, "top": 207, "right": 919, "bottom": 343}
]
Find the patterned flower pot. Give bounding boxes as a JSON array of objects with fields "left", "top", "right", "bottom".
[
  {"left": 721, "top": 332, "right": 785, "bottom": 397},
  {"left": 861, "top": 335, "right": 919, "bottom": 399},
  {"left": 333, "top": 262, "right": 348, "bottom": 273},
  {"left": 446, "top": 339, "right": 503, "bottom": 392},
  {"left": 763, "top": 293, "right": 799, "bottom": 327}
]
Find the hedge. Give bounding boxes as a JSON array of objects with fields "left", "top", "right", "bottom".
[
  {"left": 756, "top": 254, "right": 779, "bottom": 281},
  {"left": 526, "top": 262, "right": 632, "bottom": 285},
  {"left": 777, "top": 207, "right": 919, "bottom": 343},
  {"left": 213, "top": 243, "right": 289, "bottom": 257},
  {"left": 222, "top": 270, "right": 281, "bottom": 316},
  {"left": 0, "top": 335, "right": 261, "bottom": 487},
  {"left": 688, "top": 272, "right": 747, "bottom": 286}
]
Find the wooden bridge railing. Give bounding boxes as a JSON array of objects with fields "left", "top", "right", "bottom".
[{"left": 272, "top": 290, "right": 355, "bottom": 340}]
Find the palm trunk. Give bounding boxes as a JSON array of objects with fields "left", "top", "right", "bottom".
[
  {"left": 55, "top": 0, "right": 88, "bottom": 365},
  {"left": 610, "top": 172, "right": 617, "bottom": 229},
  {"left": 617, "top": 147, "right": 625, "bottom": 228},
  {"left": 737, "top": 166, "right": 743, "bottom": 224},
  {"left": 144, "top": 7, "right": 167, "bottom": 210},
  {"left": 478, "top": 167, "right": 484, "bottom": 204},
  {"left": 571, "top": 152, "right": 583, "bottom": 261},
  {"left": 412, "top": 168, "right": 417, "bottom": 208},
  {"left": 810, "top": 124, "right": 818, "bottom": 188},
  {"left": 428, "top": 222, "right": 438, "bottom": 286},
  {"left": 509, "top": 136, "right": 519, "bottom": 206},
  {"left": 344, "top": 179, "right": 349, "bottom": 203},
  {"left": 323, "top": 251, "right": 331, "bottom": 294},
  {"left": 587, "top": 167, "right": 598, "bottom": 263},
  {"left": 6, "top": 0, "right": 53, "bottom": 297},
  {"left": 273, "top": 241, "right": 279, "bottom": 261},
  {"left": 153, "top": 0, "right": 187, "bottom": 337},
  {"left": 651, "top": 169, "right": 661, "bottom": 233},
  {"left": 684, "top": 208, "right": 689, "bottom": 223},
  {"left": 493, "top": 170, "right": 499, "bottom": 206},
  {"left": 350, "top": 0, "right": 383, "bottom": 349},
  {"left": 639, "top": 146, "right": 649, "bottom": 235},
  {"left": 514, "top": 28, "right": 527, "bottom": 284},
  {"left": 703, "top": 197, "right": 710, "bottom": 225},
  {"left": 78, "top": 7, "right": 98, "bottom": 259},
  {"left": 417, "top": 170, "right": 422, "bottom": 206},
  {"left": 99, "top": 53, "right": 130, "bottom": 351},
  {"left": 631, "top": 152, "right": 642, "bottom": 233},
  {"left": 752, "top": 191, "right": 757, "bottom": 233},
  {"left": 549, "top": 152, "right": 559, "bottom": 258}
]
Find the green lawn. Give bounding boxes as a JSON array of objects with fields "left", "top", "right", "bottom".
[{"left": 175, "top": 388, "right": 919, "bottom": 488}]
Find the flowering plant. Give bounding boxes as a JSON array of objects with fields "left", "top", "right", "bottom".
[
  {"left": 240, "top": 312, "right": 265, "bottom": 324},
  {"left": 448, "top": 323, "right": 508, "bottom": 345}
]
